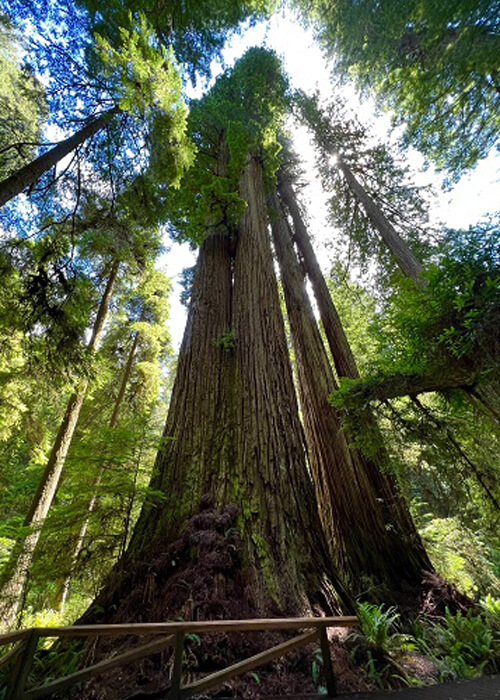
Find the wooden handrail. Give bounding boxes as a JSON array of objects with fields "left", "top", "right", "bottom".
[
  {"left": 0, "top": 640, "right": 27, "bottom": 669},
  {"left": 0, "top": 630, "right": 31, "bottom": 646},
  {"left": 0, "top": 616, "right": 358, "bottom": 644},
  {"left": 23, "top": 635, "right": 175, "bottom": 699},
  {"left": 2, "top": 616, "right": 358, "bottom": 700},
  {"left": 178, "top": 630, "right": 319, "bottom": 698}
]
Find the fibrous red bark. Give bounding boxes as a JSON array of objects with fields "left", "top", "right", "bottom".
[{"left": 270, "top": 191, "right": 432, "bottom": 593}]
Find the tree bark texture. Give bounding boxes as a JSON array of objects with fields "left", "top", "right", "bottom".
[
  {"left": 276, "top": 179, "right": 431, "bottom": 564},
  {"left": 277, "top": 173, "right": 358, "bottom": 380},
  {"left": 0, "top": 260, "right": 119, "bottom": 630},
  {"left": 81, "top": 157, "right": 349, "bottom": 643},
  {"left": 0, "top": 106, "right": 121, "bottom": 208},
  {"left": 270, "top": 192, "right": 432, "bottom": 591},
  {"left": 336, "top": 159, "right": 425, "bottom": 284}
]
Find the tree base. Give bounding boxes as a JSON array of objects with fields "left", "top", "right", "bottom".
[{"left": 53, "top": 500, "right": 325, "bottom": 698}]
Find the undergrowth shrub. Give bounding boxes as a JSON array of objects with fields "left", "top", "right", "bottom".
[
  {"left": 414, "top": 606, "right": 500, "bottom": 680},
  {"left": 347, "top": 603, "right": 417, "bottom": 687}
]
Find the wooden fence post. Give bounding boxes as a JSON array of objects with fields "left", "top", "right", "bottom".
[
  {"left": 169, "top": 631, "right": 185, "bottom": 699},
  {"left": 319, "top": 627, "right": 337, "bottom": 698},
  {"left": 7, "top": 631, "right": 38, "bottom": 699}
]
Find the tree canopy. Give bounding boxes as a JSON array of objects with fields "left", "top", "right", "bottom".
[
  {"left": 0, "top": 0, "right": 499, "bottom": 696},
  {"left": 299, "top": 0, "right": 500, "bottom": 178}
]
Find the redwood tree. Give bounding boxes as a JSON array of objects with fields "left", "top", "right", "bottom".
[
  {"left": 270, "top": 188, "right": 432, "bottom": 593},
  {"left": 69, "top": 49, "right": 348, "bottom": 697}
]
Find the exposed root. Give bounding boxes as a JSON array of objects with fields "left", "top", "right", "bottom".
[{"left": 418, "top": 571, "right": 473, "bottom": 617}]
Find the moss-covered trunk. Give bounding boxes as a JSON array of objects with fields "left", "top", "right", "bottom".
[
  {"left": 270, "top": 191, "right": 432, "bottom": 594},
  {"left": 73, "top": 157, "right": 348, "bottom": 697},
  {"left": 91, "top": 159, "right": 346, "bottom": 615}
]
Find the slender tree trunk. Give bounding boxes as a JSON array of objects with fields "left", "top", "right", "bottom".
[
  {"left": 336, "top": 159, "right": 425, "bottom": 284},
  {"left": 54, "top": 329, "right": 141, "bottom": 610},
  {"left": 276, "top": 180, "right": 435, "bottom": 573},
  {"left": 277, "top": 173, "right": 358, "bottom": 379},
  {"left": 0, "top": 106, "right": 121, "bottom": 208},
  {"left": 270, "top": 191, "right": 432, "bottom": 591},
  {"left": 0, "top": 260, "right": 119, "bottom": 629},
  {"left": 280, "top": 172, "right": 500, "bottom": 433}
]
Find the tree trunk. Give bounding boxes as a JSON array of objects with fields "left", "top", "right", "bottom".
[
  {"left": 73, "top": 157, "right": 349, "bottom": 697},
  {"left": 335, "top": 369, "right": 478, "bottom": 406},
  {"left": 54, "top": 329, "right": 141, "bottom": 611},
  {"left": 276, "top": 178, "right": 436, "bottom": 577},
  {"left": 231, "top": 157, "right": 342, "bottom": 610},
  {"left": 0, "top": 106, "right": 121, "bottom": 208},
  {"left": 276, "top": 175, "right": 423, "bottom": 526},
  {"left": 277, "top": 173, "right": 358, "bottom": 379},
  {"left": 270, "top": 191, "right": 432, "bottom": 592},
  {"left": 0, "top": 259, "right": 119, "bottom": 630},
  {"left": 336, "top": 159, "right": 425, "bottom": 284}
]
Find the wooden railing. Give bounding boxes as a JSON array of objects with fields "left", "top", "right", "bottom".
[{"left": 0, "top": 616, "right": 358, "bottom": 699}]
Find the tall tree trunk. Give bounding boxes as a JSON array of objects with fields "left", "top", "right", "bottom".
[
  {"left": 276, "top": 179, "right": 435, "bottom": 574},
  {"left": 54, "top": 329, "right": 141, "bottom": 610},
  {"left": 0, "top": 260, "right": 119, "bottom": 630},
  {"left": 279, "top": 172, "right": 500, "bottom": 432},
  {"left": 270, "top": 191, "right": 432, "bottom": 592},
  {"left": 277, "top": 173, "right": 358, "bottom": 379},
  {"left": 231, "top": 157, "right": 342, "bottom": 610},
  {"left": 336, "top": 159, "right": 425, "bottom": 284},
  {"left": 73, "top": 157, "right": 349, "bottom": 697},
  {"left": 0, "top": 106, "right": 121, "bottom": 208}
]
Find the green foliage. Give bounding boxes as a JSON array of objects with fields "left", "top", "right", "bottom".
[
  {"left": 482, "top": 595, "right": 500, "bottom": 635},
  {"left": 95, "top": 14, "right": 180, "bottom": 117},
  {"left": 351, "top": 603, "right": 415, "bottom": 657},
  {"left": 217, "top": 329, "right": 237, "bottom": 354},
  {"left": 95, "top": 13, "right": 195, "bottom": 189},
  {"left": 300, "top": 0, "right": 500, "bottom": 177},
  {"left": 415, "top": 608, "right": 500, "bottom": 679},
  {"left": 164, "top": 47, "right": 290, "bottom": 245},
  {"left": 0, "top": 248, "right": 172, "bottom": 619},
  {"left": 248, "top": 671, "right": 261, "bottom": 685},
  {"left": 347, "top": 603, "right": 416, "bottom": 687},
  {"left": 334, "top": 223, "right": 499, "bottom": 397},
  {"left": 77, "top": 0, "right": 275, "bottom": 82},
  {"left": 295, "top": 92, "right": 433, "bottom": 279},
  {"left": 310, "top": 647, "right": 327, "bottom": 693},
  {"left": 326, "top": 264, "right": 378, "bottom": 373},
  {"left": 420, "top": 517, "right": 500, "bottom": 597},
  {"left": 0, "top": 19, "right": 47, "bottom": 180}
]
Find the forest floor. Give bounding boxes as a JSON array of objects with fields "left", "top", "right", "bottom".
[{"left": 315, "top": 629, "right": 500, "bottom": 700}]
